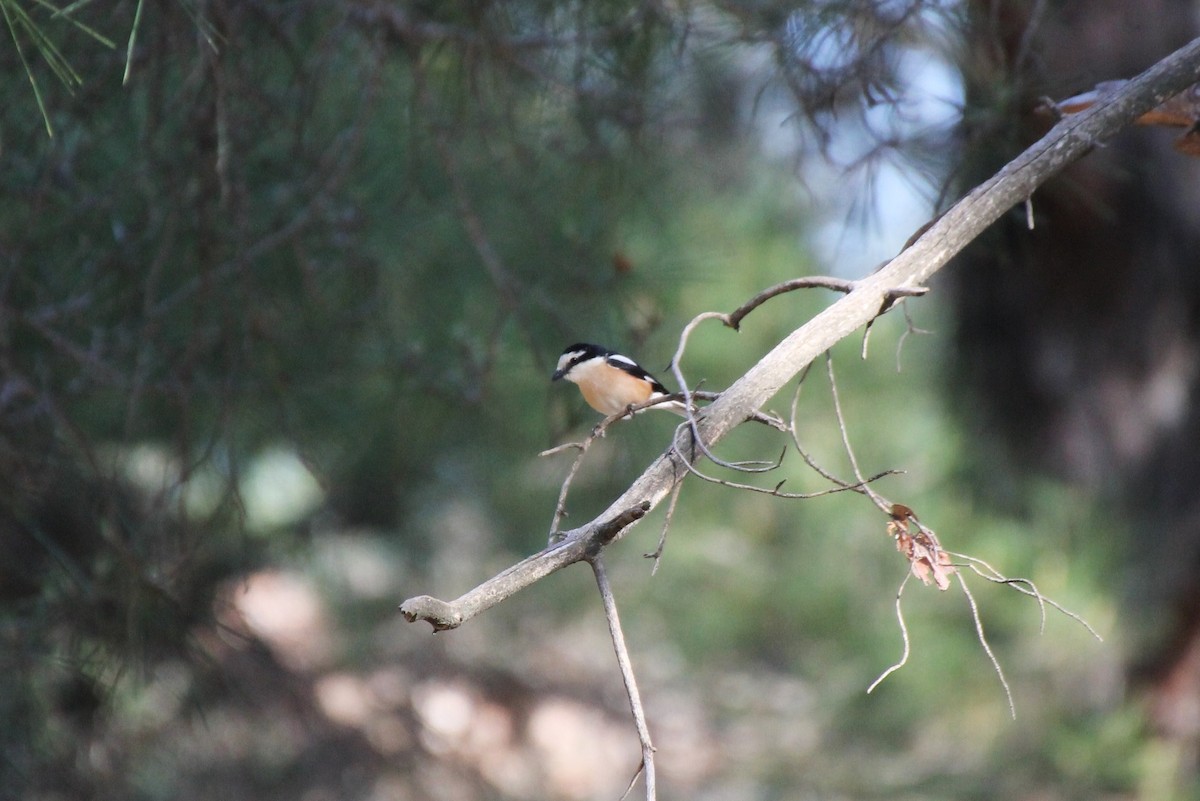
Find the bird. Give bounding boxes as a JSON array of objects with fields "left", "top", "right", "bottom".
[{"left": 551, "top": 342, "right": 687, "bottom": 417}]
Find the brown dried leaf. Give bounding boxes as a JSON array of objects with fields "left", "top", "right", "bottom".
[{"left": 887, "top": 506, "right": 955, "bottom": 591}]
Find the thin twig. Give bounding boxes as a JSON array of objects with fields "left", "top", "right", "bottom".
[
  {"left": 725, "top": 277, "right": 852, "bottom": 330},
  {"left": 953, "top": 552, "right": 1103, "bottom": 642},
  {"left": 668, "top": 312, "right": 755, "bottom": 473},
  {"left": 591, "top": 556, "right": 656, "bottom": 801},
  {"left": 826, "top": 352, "right": 891, "bottom": 513},
  {"left": 671, "top": 441, "right": 897, "bottom": 499},
  {"left": 620, "top": 763, "right": 646, "bottom": 801},
  {"left": 962, "top": 553, "right": 1049, "bottom": 632},
  {"left": 894, "top": 302, "right": 933, "bottom": 373},
  {"left": 645, "top": 477, "right": 683, "bottom": 575},
  {"left": 545, "top": 427, "right": 602, "bottom": 542},
  {"left": 670, "top": 435, "right": 780, "bottom": 474},
  {"left": 543, "top": 396, "right": 696, "bottom": 542},
  {"left": 669, "top": 311, "right": 728, "bottom": 420},
  {"left": 956, "top": 571, "right": 1016, "bottom": 719},
  {"left": 538, "top": 441, "right": 585, "bottom": 458},
  {"left": 652, "top": 388, "right": 782, "bottom": 429},
  {"left": 868, "top": 573, "right": 912, "bottom": 693},
  {"left": 788, "top": 365, "right": 863, "bottom": 491}
]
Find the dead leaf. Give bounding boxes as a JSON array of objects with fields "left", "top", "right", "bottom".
[{"left": 887, "top": 505, "right": 956, "bottom": 591}]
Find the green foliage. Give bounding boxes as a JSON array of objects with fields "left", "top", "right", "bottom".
[{"left": 0, "top": 0, "right": 115, "bottom": 135}]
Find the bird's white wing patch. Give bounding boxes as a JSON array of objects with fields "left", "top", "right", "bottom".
[{"left": 607, "top": 353, "right": 638, "bottom": 368}]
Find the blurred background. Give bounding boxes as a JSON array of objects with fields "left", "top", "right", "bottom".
[{"left": 3, "top": 1, "right": 1200, "bottom": 799}]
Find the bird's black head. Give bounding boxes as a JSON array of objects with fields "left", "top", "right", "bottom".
[{"left": 552, "top": 342, "right": 609, "bottom": 381}]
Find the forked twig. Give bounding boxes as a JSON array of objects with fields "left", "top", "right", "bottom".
[
  {"left": 542, "top": 397, "right": 676, "bottom": 541},
  {"left": 620, "top": 763, "right": 647, "bottom": 801},
  {"left": 894, "top": 302, "right": 933, "bottom": 373},
  {"left": 952, "top": 552, "right": 1103, "bottom": 642}
]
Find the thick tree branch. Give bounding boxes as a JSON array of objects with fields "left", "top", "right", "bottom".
[
  {"left": 400, "top": 502, "right": 650, "bottom": 630},
  {"left": 592, "top": 36, "right": 1200, "bottom": 537},
  {"left": 400, "top": 37, "right": 1200, "bottom": 629}
]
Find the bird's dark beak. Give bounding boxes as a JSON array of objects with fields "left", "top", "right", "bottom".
[{"left": 551, "top": 368, "right": 566, "bottom": 382}]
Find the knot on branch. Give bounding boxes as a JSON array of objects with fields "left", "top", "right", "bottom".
[{"left": 587, "top": 501, "right": 652, "bottom": 556}]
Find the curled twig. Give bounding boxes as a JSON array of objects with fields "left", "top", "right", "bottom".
[
  {"left": 867, "top": 562, "right": 1014, "bottom": 718},
  {"left": 868, "top": 573, "right": 912, "bottom": 694},
  {"left": 723, "top": 276, "right": 928, "bottom": 331},
  {"left": 667, "top": 312, "right": 763, "bottom": 474},
  {"left": 669, "top": 311, "right": 729, "bottom": 423},
  {"left": 874, "top": 505, "right": 1101, "bottom": 717}
]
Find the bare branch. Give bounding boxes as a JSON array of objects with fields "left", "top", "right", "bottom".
[
  {"left": 591, "top": 557, "right": 656, "bottom": 801},
  {"left": 399, "top": 502, "right": 650, "bottom": 631},
  {"left": 401, "top": 38, "right": 1200, "bottom": 628}
]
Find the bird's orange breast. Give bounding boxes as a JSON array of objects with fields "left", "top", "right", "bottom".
[{"left": 576, "top": 367, "right": 656, "bottom": 415}]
